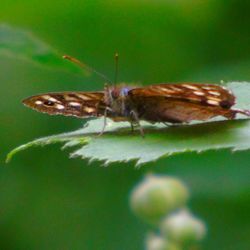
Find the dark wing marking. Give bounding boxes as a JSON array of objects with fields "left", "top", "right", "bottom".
[
  {"left": 129, "top": 83, "right": 235, "bottom": 108},
  {"left": 22, "top": 91, "right": 105, "bottom": 118}
]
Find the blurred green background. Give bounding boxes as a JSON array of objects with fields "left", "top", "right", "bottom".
[{"left": 1, "top": 0, "right": 250, "bottom": 249}]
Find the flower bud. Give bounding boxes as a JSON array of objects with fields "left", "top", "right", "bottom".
[
  {"left": 130, "top": 174, "right": 189, "bottom": 224},
  {"left": 146, "top": 233, "right": 181, "bottom": 250},
  {"left": 160, "top": 209, "right": 206, "bottom": 246}
]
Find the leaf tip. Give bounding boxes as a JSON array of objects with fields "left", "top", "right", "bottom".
[
  {"left": 5, "top": 145, "right": 26, "bottom": 164},
  {"left": 5, "top": 154, "right": 12, "bottom": 164}
]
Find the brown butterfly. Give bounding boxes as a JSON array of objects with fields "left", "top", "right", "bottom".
[{"left": 23, "top": 55, "right": 250, "bottom": 136}]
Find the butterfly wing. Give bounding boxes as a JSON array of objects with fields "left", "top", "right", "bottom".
[
  {"left": 129, "top": 83, "right": 235, "bottom": 108},
  {"left": 22, "top": 92, "right": 105, "bottom": 118},
  {"left": 128, "top": 83, "right": 236, "bottom": 123}
]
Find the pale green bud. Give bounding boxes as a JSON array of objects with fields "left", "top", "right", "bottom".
[
  {"left": 161, "top": 209, "right": 206, "bottom": 246},
  {"left": 130, "top": 174, "right": 189, "bottom": 224},
  {"left": 146, "top": 233, "right": 181, "bottom": 250}
]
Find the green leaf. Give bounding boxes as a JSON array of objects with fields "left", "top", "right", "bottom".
[
  {"left": 0, "top": 24, "right": 82, "bottom": 73},
  {"left": 7, "top": 82, "right": 250, "bottom": 166}
]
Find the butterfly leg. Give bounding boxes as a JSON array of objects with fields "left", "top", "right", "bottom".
[
  {"left": 98, "top": 107, "right": 112, "bottom": 136},
  {"left": 223, "top": 108, "right": 250, "bottom": 119},
  {"left": 130, "top": 122, "right": 135, "bottom": 133},
  {"left": 234, "top": 109, "right": 250, "bottom": 117},
  {"left": 130, "top": 110, "right": 144, "bottom": 137}
]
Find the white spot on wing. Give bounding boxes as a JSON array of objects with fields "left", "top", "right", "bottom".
[
  {"left": 42, "top": 95, "right": 52, "bottom": 100},
  {"left": 35, "top": 100, "right": 43, "bottom": 105},
  {"left": 208, "top": 96, "right": 221, "bottom": 102},
  {"left": 85, "top": 93, "right": 101, "bottom": 99},
  {"left": 156, "top": 86, "right": 175, "bottom": 94},
  {"left": 56, "top": 104, "right": 65, "bottom": 110},
  {"left": 77, "top": 94, "right": 93, "bottom": 101},
  {"left": 182, "top": 84, "right": 199, "bottom": 90},
  {"left": 193, "top": 91, "right": 205, "bottom": 96},
  {"left": 207, "top": 100, "right": 219, "bottom": 106},
  {"left": 63, "top": 95, "right": 78, "bottom": 101},
  {"left": 48, "top": 97, "right": 58, "bottom": 102},
  {"left": 69, "top": 102, "right": 81, "bottom": 107},
  {"left": 84, "top": 107, "right": 95, "bottom": 113},
  {"left": 202, "top": 86, "right": 213, "bottom": 90},
  {"left": 208, "top": 91, "right": 220, "bottom": 96},
  {"left": 169, "top": 86, "right": 182, "bottom": 92}
]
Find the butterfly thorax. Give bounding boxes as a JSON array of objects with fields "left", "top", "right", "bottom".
[{"left": 104, "top": 85, "right": 134, "bottom": 120}]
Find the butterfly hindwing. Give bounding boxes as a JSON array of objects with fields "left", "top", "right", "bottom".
[{"left": 22, "top": 92, "right": 105, "bottom": 118}]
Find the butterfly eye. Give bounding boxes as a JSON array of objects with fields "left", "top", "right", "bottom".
[
  {"left": 111, "top": 89, "right": 119, "bottom": 99},
  {"left": 120, "top": 87, "right": 130, "bottom": 96}
]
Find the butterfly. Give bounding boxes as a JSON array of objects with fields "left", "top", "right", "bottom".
[{"left": 23, "top": 55, "right": 250, "bottom": 136}]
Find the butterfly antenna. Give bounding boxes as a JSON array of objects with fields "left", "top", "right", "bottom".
[
  {"left": 114, "top": 52, "right": 119, "bottom": 85},
  {"left": 63, "top": 55, "right": 113, "bottom": 84}
]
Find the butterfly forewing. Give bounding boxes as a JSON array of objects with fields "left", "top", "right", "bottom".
[
  {"left": 22, "top": 92, "right": 105, "bottom": 118},
  {"left": 128, "top": 83, "right": 237, "bottom": 123},
  {"left": 129, "top": 83, "right": 235, "bottom": 109}
]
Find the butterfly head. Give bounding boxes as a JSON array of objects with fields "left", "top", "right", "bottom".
[{"left": 103, "top": 85, "right": 134, "bottom": 117}]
